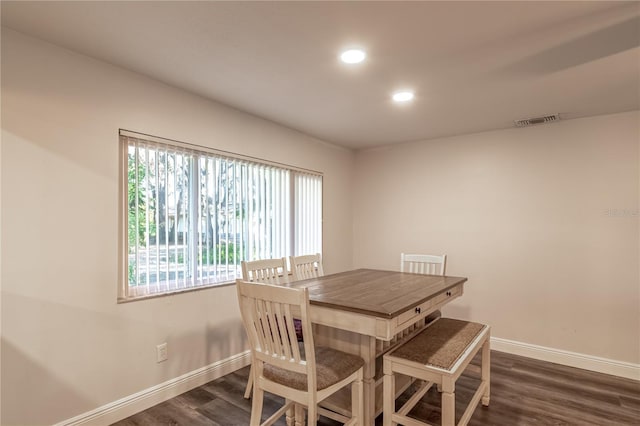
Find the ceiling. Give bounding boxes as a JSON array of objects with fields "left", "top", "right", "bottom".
[{"left": 2, "top": 1, "right": 639, "bottom": 149}]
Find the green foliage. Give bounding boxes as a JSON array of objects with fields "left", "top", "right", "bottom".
[
  {"left": 168, "top": 251, "right": 185, "bottom": 264},
  {"left": 203, "top": 242, "right": 243, "bottom": 264},
  {"left": 128, "top": 154, "right": 148, "bottom": 247},
  {"left": 128, "top": 259, "right": 136, "bottom": 285}
]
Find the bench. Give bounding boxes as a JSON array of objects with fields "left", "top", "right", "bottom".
[{"left": 383, "top": 318, "right": 490, "bottom": 426}]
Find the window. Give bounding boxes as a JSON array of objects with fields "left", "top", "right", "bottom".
[{"left": 119, "top": 130, "right": 322, "bottom": 300}]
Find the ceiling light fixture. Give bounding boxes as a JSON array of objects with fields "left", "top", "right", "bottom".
[
  {"left": 340, "top": 49, "right": 366, "bottom": 64},
  {"left": 392, "top": 91, "right": 414, "bottom": 102}
]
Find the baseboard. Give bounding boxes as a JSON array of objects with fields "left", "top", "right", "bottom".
[
  {"left": 54, "top": 339, "right": 638, "bottom": 425},
  {"left": 491, "top": 337, "right": 639, "bottom": 381},
  {"left": 55, "top": 350, "right": 251, "bottom": 426}
]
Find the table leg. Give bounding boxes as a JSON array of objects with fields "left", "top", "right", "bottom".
[
  {"left": 314, "top": 324, "right": 378, "bottom": 425},
  {"left": 360, "top": 334, "right": 377, "bottom": 426}
]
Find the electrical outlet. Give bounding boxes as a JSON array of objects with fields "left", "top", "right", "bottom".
[{"left": 156, "top": 343, "right": 168, "bottom": 363}]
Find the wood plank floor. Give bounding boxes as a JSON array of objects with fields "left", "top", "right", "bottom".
[{"left": 113, "top": 351, "right": 640, "bottom": 425}]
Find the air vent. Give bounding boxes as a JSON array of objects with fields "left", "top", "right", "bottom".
[{"left": 514, "top": 113, "right": 560, "bottom": 127}]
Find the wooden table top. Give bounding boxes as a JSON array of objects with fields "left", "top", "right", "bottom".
[{"left": 285, "top": 269, "right": 467, "bottom": 319}]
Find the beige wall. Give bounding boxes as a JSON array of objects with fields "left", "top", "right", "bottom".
[
  {"left": 0, "top": 29, "right": 354, "bottom": 425},
  {"left": 353, "top": 111, "right": 640, "bottom": 364},
  {"left": 2, "top": 25, "right": 639, "bottom": 426}
]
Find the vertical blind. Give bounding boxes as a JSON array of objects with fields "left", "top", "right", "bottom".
[
  {"left": 121, "top": 132, "right": 322, "bottom": 299},
  {"left": 295, "top": 173, "right": 323, "bottom": 256}
]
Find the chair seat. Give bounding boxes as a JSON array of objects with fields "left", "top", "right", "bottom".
[
  {"left": 264, "top": 346, "right": 364, "bottom": 391},
  {"left": 390, "top": 318, "right": 485, "bottom": 370}
]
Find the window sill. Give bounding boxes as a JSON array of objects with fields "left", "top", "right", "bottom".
[{"left": 117, "top": 279, "right": 236, "bottom": 304}]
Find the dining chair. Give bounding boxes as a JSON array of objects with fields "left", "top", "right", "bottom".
[
  {"left": 401, "top": 253, "right": 447, "bottom": 325},
  {"left": 237, "top": 279, "right": 364, "bottom": 426},
  {"left": 289, "top": 254, "right": 324, "bottom": 351},
  {"left": 242, "top": 258, "right": 290, "bottom": 285},
  {"left": 400, "top": 253, "right": 447, "bottom": 276},
  {"left": 242, "top": 257, "right": 289, "bottom": 399},
  {"left": 290, "top": 253, "right": 324, "bottom": 281}
]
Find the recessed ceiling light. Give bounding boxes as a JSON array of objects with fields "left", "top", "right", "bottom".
[
  {"left": 340, "top": 49, "right": 366, "bottom": 64},
  {"left": 392, "top": 91, "right": 414, "bottom": 102}
]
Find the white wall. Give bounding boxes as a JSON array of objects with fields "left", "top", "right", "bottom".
[
  {"left": 0, "top": 29, "right": 354, "bottom": 425},
  {"left": 353, "top": 111, "right": 640, "bottom": 365},
  {"left": 2, "top": 24, "right": 639, "bottom": 426}
]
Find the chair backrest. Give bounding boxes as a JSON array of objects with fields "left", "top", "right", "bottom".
[
  {"left": 236, "top": 280, "right": 317, "bottom": 391},
  {"left": 241, "top": 258, "right": 289, "bottom": 284},
  {"left": 400, "top": 253, "right": 447, "bottom": 276},
  {"left": 290, "top": 253, "right": 324, "bottom": 281}
]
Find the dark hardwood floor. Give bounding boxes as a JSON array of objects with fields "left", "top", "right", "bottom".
[{"left": 113, "top": 351, "right": 640, "bottom": 425}]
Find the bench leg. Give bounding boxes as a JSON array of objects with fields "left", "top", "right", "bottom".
[
  {"left": 441, "top": 391, "right": 455, "bottom": 426},
  {"left": 441, "top": 379, "right": 455, "bottom": 426},
  {"left": 481, "top": 337, "right": 491, "bottom": 406},
  {"left": 383, "top": 371, "right": 395, "bottom": 426}
]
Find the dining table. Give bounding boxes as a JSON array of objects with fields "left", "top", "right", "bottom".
[{"left": 284, "top": 268, "right": 468, "bottom": 425}]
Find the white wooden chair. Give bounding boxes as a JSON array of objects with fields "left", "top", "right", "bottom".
[
  {"left": 401, "top": 253, "right": 447, "bottom": 326},
  {"left": 383, "top": 318, "right": 490, "bottom": 426},
  {"left": 400, "top": 253, "right": 447, "bottom": 276},
  {"left": 237, "top": 279, "right": 364, "bottom": 426},
  {"left": 242, "top": 257, "right": 290, "bottom": 399},
  {"left": 290, "top": 253, "right": 324, "bottom": 281},
  {"left": 242, "top": 258, "right": 290, "bottom": 285}
]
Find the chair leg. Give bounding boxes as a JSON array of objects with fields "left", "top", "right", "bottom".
[
  {"left": 481, "top": 338, "right": 491, "bottom": 406},
  {"left": 244, "top": 364, "right": 254, "bottom": 399},
  {"left": 285, "top": 399, "right": 294, "bottom": 426},
  {"left": 294, "top": 404, "right": 305, "bottom": 426},
  {"left": 383, "top": 371, "right": 395, "bottom": 426},
  {"left": 307, "top": 401, "right": 318, "bottom": 426},
  {"left": 250, "top": 384, "right": 264, "bottom": 426},
  {"left": 352, "top": 370, "right": 364, "bottom": 424}
]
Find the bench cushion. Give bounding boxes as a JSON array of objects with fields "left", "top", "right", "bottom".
[{"left": 390, "top": 318, "right": 485, "bottom": 370}]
